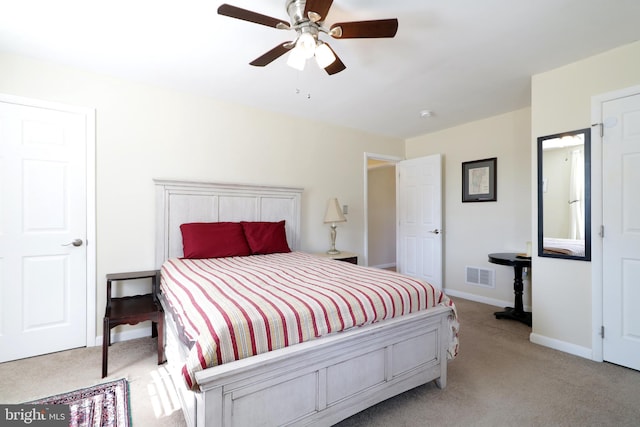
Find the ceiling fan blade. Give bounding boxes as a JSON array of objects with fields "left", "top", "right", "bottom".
[
  {"left": 218, "top": 4, "right": 290, "bottom": 29},
  {"left": 304, "top": 0, "right": 333, "bottom": 22},
  {"left": 322, "top": 44, "right": 346, "bottom": 76},
  {"left": 330, "top": 18, "right": 398, "bottom": 39},
  {"left": 249, "top": 43, "right": 293, "bottom": 67}
]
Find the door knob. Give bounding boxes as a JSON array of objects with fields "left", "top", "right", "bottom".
[
  {"left": 429, "top": 229, "right": 441, "bottom": 234},
  {"left": 62, "top": 239, "right": 83, "bottom": 247}
]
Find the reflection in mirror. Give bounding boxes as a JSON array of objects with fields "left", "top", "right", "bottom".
[{"left": 537, "top": 128, "right": 591, "bottom": 261}]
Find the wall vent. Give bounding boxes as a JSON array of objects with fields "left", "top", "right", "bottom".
[{"left": 465, "top": 266, "right": 495, "bottom": 288}]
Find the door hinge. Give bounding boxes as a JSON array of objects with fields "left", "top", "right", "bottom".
[
  {"left": 601, "top": 325, "right": 605, "bottom": 339},
  {"left": 599, "top": 225, "right": 605, "bottom": 238},
  {"left": 591, "top": 122, "right": 603, "bottom": 138}
]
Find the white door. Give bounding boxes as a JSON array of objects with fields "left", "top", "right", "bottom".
[
  {"left": 0, "top": 98, "right": 89, "bottom": 362},
  {"left": 396, "top": 154, "right": 443, "bottom": 289},
  {"left": 602, "top": 92, "right": 640, "bottom": 371}
]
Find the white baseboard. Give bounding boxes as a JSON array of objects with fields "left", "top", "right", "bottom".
[
  {"left": 444, "top": 288, "right": 532, "bottom": 312},
  {"left": 529, "top": 333, "right": 593, "bottom": 360},
  {"left": 371, "top": 262, "right": 396, "bottom": 270},
  {"left": 93, "top": 321, "right": 154, "bottom": 347},
  {"left": 446, "top": 289, "right": 594, "bottom": 361}
]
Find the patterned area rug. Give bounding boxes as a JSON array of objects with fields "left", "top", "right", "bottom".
[{"left": 28, "top": 378, "right": 130, "bottom": 427}]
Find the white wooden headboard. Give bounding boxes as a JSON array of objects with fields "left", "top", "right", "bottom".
[{"left": 154, "top": 180, "right": 303, "bottom": 268}]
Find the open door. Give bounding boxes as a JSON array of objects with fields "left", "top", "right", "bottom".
[{"left": 396, "top": 154, "right": 443, "bottom": 289}]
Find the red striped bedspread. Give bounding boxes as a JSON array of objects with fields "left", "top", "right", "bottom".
[{"left": 160, "top": 251, "right": 458, "bottom": 390}]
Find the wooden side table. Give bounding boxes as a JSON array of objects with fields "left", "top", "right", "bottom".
[
  {"left": 315, "top": 251, "right": 358, "bottom": 265},
  {"left": 102, "top": 270, "right": 164, "bottom": 378}
]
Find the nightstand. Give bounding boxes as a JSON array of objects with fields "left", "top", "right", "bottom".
[
  {"left": 102, "top": 270, "right": 164, "bottom": 378},
  {"left": 315, "top": 251, "right": 358, "bottom": 265}
]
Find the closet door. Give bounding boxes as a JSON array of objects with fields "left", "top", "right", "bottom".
[
  {"left": 602, "top": 91, "right": 640, "bottom": 371},
  {"left": 0, "top": 97, "right": 90, "bottom": 362}
]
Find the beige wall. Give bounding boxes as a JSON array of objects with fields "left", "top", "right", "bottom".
[
  {"left": 531, "top": 40, "right": 640, "bottom": 353},
  {"left": 0, "top": 52, "right": 404, "bottom": 341},
  {"left": 406, "top": 108, "right": 532, "bottom": 307}
]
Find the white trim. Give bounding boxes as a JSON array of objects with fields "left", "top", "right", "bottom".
[
  {"left": 85, "top": 109, "right": 97, "bottom": 347},
  {"left": 529, "top": 333, "right": 593, "bottom": 360},
  {"left": 0, "top": 93, "right": 97, "bottom": 349},
  {"left": 364, "top": 152, "right": 403, "bottom": 163},
  {"left": 363, "top": 152, "right": 401, "bottom": 267},
  {"left": 444, "top": 289, "right": 532, "bottom": 312},
  {"left": 369, "top": 262, "right": 396, "bottom": 270},
  {"left": 590, "top": 84, "right": 640, "bottom": 362}
]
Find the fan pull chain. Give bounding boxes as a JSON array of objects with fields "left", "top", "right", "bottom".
[
  {"left": 294, "top": 70, "right": 311, "bottom": 100},
  {"left": 295, "top": 88, "right": 311, "bottom": 100}
]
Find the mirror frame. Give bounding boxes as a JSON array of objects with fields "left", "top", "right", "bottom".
[{"left": 537, "top": 128, "right": 591, "bottom": 261}]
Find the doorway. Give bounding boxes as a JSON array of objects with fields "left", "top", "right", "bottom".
[
  {"left": 364, "top": 152, "right": 444, "bottom": 290},
  {"left": 364, "top": 153, "right": 400, "bottom": 268}
]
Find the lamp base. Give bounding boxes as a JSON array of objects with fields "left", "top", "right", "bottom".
[{"left": 326, "top": 249, "right": 341, "bottom": 255}]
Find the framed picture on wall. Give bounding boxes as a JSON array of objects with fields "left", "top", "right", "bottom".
[{"left": 462, "top": 157, "right": 497, "bottom": 202}]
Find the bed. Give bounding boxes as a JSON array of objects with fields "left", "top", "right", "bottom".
[
  {"left": 542, "top": 237, "right": 585, "bottom": 257},
  {"left": 155, "top": 180, "right": 458, "bottom": 427}
]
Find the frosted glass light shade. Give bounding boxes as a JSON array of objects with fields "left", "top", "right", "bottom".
[
  {"left": 287, "top": 47, "right": 306, "bottom": 71},
  {"left": 297, "top": 32, "right": 316, "bottom": 59},
  {"left": 315, "top": 43, "right": 336, "bottom": 68}
]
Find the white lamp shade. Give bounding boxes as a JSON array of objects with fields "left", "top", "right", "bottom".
[
  {"left": 297, "top": 32, "right": 316, "bottom": 59},
  {"left": 286, "top": 47, "right": 306, "bottom": 71},
  {"left": 324, "top": 198, "right": 346, "bottom": 223},
  {"left": 315, "top": 42, "right": 336, "bottom": 68}
]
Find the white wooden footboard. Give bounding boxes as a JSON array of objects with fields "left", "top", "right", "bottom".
[{"left": 164, "top": 305, "right": 452, "bottom": 427}]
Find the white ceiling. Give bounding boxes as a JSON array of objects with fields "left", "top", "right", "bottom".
[{"left": 1, "top": 0, "right": 639, "bottom": 139}]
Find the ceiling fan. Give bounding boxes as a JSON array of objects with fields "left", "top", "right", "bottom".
[{"left": 217, "top": 0, "right": 398, "bottom": 75}]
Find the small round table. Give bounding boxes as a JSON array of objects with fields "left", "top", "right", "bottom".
[{"left": 488, "top": 253, "right": 532, "bottom": 326}]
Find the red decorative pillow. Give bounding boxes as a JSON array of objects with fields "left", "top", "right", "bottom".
[
  {"left": 180, "top": 222, "right": 251, "bottom": 259},
  {"left": 241, "top": 221, "right": 291, "bottom": 255}
]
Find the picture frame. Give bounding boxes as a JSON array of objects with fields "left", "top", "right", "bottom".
[{"left": 462, "top": 157, "right": 497, "bottom": 202}]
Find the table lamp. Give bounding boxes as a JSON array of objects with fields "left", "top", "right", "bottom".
[{"left": 323, "top": 198, "right": 347, "bottom": 254}]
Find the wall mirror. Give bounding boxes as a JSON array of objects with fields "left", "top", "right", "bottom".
[{"left": 537, "top": 128, "right": 591, "bottom": 261}]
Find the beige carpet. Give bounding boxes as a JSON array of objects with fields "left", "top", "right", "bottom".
[
  {"left": 1, "top": 298, "right": 639, "bottom": 426},
  {"left": 0, "top": 330, "right": 187, "bottom": 426}
]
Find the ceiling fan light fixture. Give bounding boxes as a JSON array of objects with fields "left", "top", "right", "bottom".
[
  {"left": 287, "top": 47, "right": 306, "bottom": 71},
  {"left": 315, "top": 42, "right": 336, "bottom": 68},
  {"left": 217, "top": 2, "right": 399, "bottom": 77}
]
